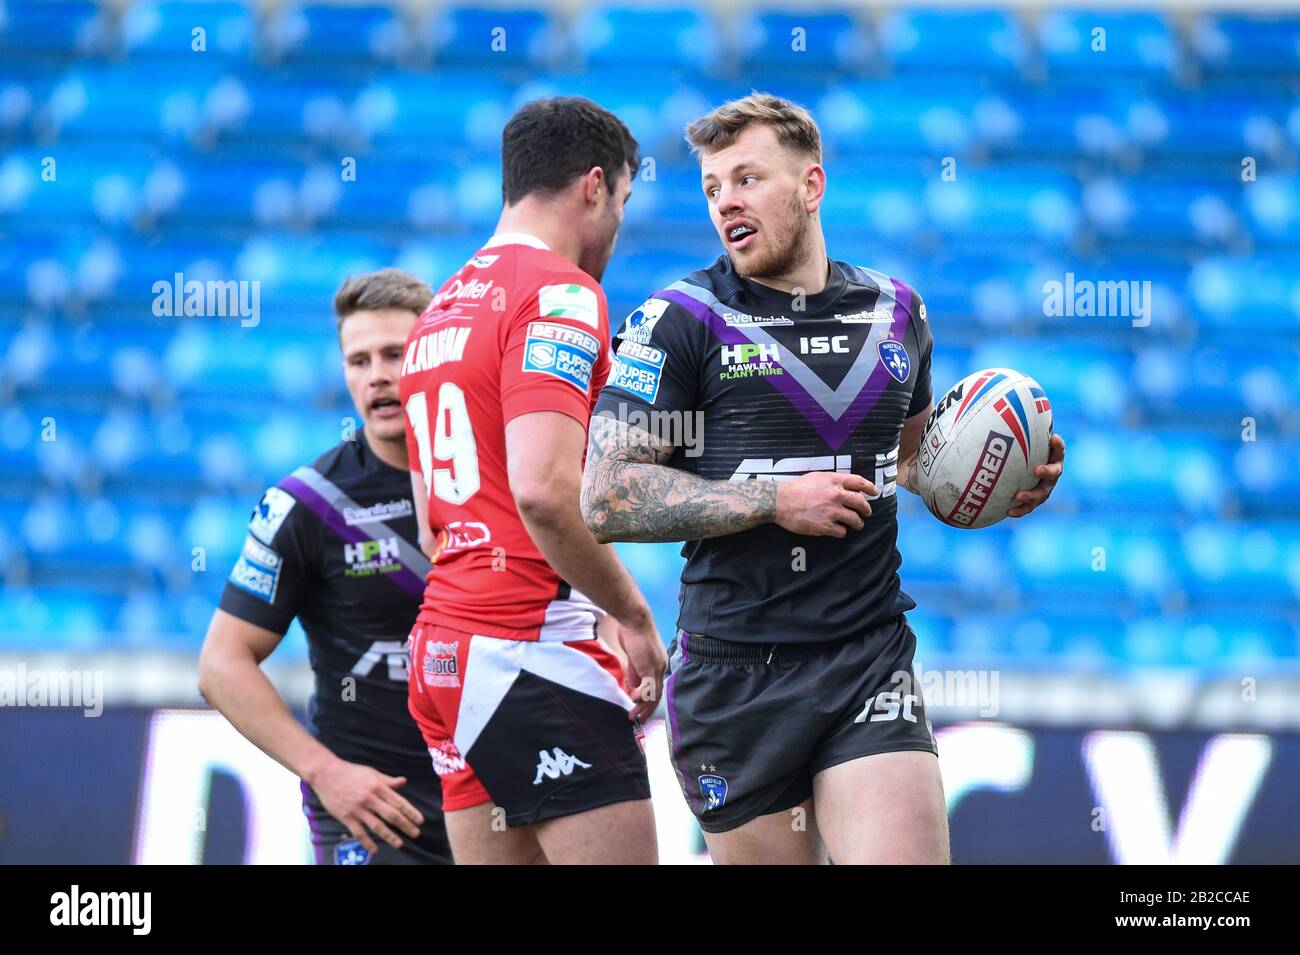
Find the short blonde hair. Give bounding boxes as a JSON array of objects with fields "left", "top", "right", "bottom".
[{"left": 684, "top": 92, "right": 822, "bottom": 165}]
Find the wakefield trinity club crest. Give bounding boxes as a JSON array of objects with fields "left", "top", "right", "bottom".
[
  {"left": 698, "top": 773, "right": 728, "bottom": 811},
  {"left": 877, "top": 339, "right": 910, "bottom": 384}
]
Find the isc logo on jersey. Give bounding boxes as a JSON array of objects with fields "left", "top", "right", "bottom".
[
  {"left": 522, "top": 321, "right": 600, "bottom": 392},
  {"left": 608, "top": 341, "right": 667, "bottom": 402}
]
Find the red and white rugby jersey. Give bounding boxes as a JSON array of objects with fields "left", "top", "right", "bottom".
[{"left": 399, "top": 232, "right": 612, "bottom": 641}]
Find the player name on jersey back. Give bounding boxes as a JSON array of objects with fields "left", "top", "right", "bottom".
[{"left": 399, "top": 238, "right": 612, "bottom": 642}]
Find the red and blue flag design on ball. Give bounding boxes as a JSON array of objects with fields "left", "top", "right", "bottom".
[{"left": 994, "top": 389, "right": 1032, "bottom": 463}]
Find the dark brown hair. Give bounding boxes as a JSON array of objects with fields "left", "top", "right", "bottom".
[
  {"left": 502, "top": 96, "right": 640, "bottom": 205},
  {"left": 685, "top": 92, "right": 822, "bottom": 164}
]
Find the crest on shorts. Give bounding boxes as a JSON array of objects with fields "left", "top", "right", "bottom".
[
  {"left": 698, "top": 773, "right": 728, "bottom": 811},
  {"left": 334, "top": 838, "right": 371, "bottom": 865}
]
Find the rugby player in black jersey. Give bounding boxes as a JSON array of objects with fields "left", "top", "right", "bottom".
[
  {"left": 581, "top": 94, "right": 1066, "bottom": 864},
  {"left": 199, "top": 269, "right": 451, "bottom": 865}
]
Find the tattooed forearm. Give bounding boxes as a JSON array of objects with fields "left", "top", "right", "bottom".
[
  {"left": 581, "top": 413, "right": 776, "bottom": 543},
  {"left": 896, "top": 452, "right": 922, "bottom": 497}
]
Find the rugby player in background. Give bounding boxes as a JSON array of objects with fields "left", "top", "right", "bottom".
[
  {"left": 582, "top": 94, "right": 1066, "bottom": 864},
  {"left": 401, "top": 96, "right": 665, "bottom": 864},
  {"left": 199, "top": 269, "right": 451, "bottom": 865}
]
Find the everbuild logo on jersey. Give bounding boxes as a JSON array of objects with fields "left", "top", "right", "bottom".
[
  {"left": 342, "top": 499, "right": 413, "bottom": 526},
  {"left": 947, "top": 431, "right": 1012, "bottom": 526},
  {"left": 343, "top": 537, "right": 401, "bottom": 576}
]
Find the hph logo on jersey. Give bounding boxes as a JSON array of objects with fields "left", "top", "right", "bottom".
[
  {"left": 533, "top": 747, "right": 591, "bottom": 785},
  {"left": 720, "top": 342, "right": 782, "bottom": 380},
  {"left": 152, "top": 272, "right": 259, "bottom": 328},
  {"left": 343, "top": 537, "right": 401, "bottom": 576}
]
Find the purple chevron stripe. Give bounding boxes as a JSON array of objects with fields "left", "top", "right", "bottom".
[
  {"left": 279, "top": 475, "right": 427, "bottom": 599},
  {"left": 661, "top": 281, "right": 913, "bottom": 450}
]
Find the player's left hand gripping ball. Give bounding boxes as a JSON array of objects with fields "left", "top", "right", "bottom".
[{"left": 1007, "top": 433, "right": 1065, "bottom": 518}]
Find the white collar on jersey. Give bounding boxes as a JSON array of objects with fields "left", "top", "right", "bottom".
[{"left": 482, "top": 231, "right": 551, "bottom": 251}]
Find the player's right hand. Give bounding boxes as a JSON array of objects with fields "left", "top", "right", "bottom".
[
  {"left": 309, "top": 758, "right": 424, "bottom": 854},
  {"left": 617, "top": 617, "right": 668, "bottom": 724},
  {"left": 774, "top": 472, "right": 876, "bottom": 537}
]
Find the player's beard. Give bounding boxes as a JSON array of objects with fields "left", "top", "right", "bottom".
[
  {"left": 581, "top": 196, "right": 622, "bottom": 280},
  {"left": 731, "top": 190, "right": 812, "bottom": 284}
]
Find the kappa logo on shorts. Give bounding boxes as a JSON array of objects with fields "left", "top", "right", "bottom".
[
  {"left": 698, "top": 773, "right": 728, "bottom": 811},
  {"left": 334, "top": 838, "right": 371, "bottom": 865},
  {"left": 532, "top": 747, "right": 591, "bottom": 785}
]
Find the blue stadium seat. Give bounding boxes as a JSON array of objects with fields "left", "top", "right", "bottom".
[
  {"left": 922, "top": 167, "right": 1080, "bottom": 243},
  {"left": 735, "top": 10, "right": 868, "bottom": 73},
  {"left": 1242, "top": 174, "right": 1300, "bottom": 244},
  {"left": 432, "top": 6, "right": 554, "bottom": 66},
  {"left": 0, "top": 0, "right": 107, "bottom": 57},
  {"left": 1193, "top": 15, "right": 1300, "bottom": 74},
  {"left": 571, "top": 5, "right": 718, "bottom": 70},
  {"left": 1037, "top": 11, "right": 1175, "bottom": 76},
  {"left": 122, "top": 0, "right": 253, "bottom": 60},
  {"left": 1140, "top": 89, "right": 1295, "bottom": 160},
  {"left": 818, "top": 82, "right": 986, "bottom": 156},
  {"left": 1188, "top": 255, "right": 1300, "bottom": 330},
  {"left": 0, "top": 589, "right": 120, "bottom": 649},
  {"left": 1081, "top": 175, "right": 1242, "bottom": 244},
  {"left": 880, "top": 8, "right": 1027, "bottom": 75},
  {"left": 264, "top": 3, "right": 405, "bottom": 63}
]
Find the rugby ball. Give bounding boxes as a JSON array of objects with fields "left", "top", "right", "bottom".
[{"left": 915, "top": 368, "right": 1053, "bottom": 529}]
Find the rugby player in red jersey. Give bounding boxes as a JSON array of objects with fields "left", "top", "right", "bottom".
[{"left": 401, "top": 97, "right": 665, "bottom": 864}]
